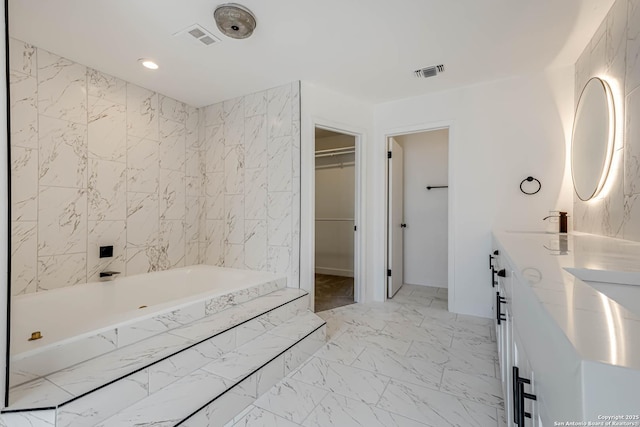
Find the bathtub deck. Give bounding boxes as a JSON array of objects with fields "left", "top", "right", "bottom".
[
  {"left": 10, "top": 272, "right": 286, "bottom": 389},
  {"left": 7, "top": 287, "right": 308, "bottom": 410}
]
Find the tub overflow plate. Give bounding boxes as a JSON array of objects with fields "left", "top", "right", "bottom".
[{"left": 28, "top": 331, "right": 43, "bottom": 341}]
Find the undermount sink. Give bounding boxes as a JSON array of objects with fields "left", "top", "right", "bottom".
[
  {"left": 564, "top": 267, "right": 640, "bottom": 317},
  {"left": 564, "top": 267, "right": 640, "bottom": 287}
]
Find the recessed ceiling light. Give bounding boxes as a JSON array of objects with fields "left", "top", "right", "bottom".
[{"left": 139, "top": 58, "right": 159, "bottom": 70}]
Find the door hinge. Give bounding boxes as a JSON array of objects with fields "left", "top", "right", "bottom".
[
  {"left": 387, "top": 269, "right": 392, "bottom": 277},
  {"left": 387, "top": 151, "right": 392, "bottom": 159}
]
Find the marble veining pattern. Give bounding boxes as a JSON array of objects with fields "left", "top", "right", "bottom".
[
  {"left": 4, "top": 286, "right": 504, "bottom": 426},
  {"left": 11, "top": 40, "right": 299, "bottom": 293},
  {"left": 250, "top": 284, "right": 503, "bottom": 427},
  {"left": 9, "top": 288, "right": 302, "bottom": 408},
  {"left": 9, "top": 37, "right": 204, "bottom": 294},
  {"left": 203, "top": 82, "right": 300, "bottom": 286},
  {"left": 37, "top": 49, "right": 86, "bottom": 124},
  {"left": 574, "top": 0, "right": 640, "bottom": 241}
]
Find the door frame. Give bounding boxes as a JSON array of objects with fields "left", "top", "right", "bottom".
[
  {"left": 302, "top": 119, "right": 364, "bottom": 311},
  {"left": 383, "top": 121, "right": 455, "bottom": 312}
]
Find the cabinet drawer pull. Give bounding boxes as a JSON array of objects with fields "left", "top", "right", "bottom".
[
  {"left": 496, "top": 292, "right": 507, "bottom": 325},
  {"left": 497, "top": 269, "right": 507, "bottom": 277},
  {"left": 513, "top": 366, "right": 537, "bottom": 425}
]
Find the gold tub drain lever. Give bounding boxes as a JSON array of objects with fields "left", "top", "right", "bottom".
[{"left": 28, "top": 331, "right": 43, "bottom": 341}]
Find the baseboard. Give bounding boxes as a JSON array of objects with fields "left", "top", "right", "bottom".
[
  {"left": 315, "top": 267, "right": 354, "bottom": 277},
  {"left": 405, "top": 282, "right": 447, "bottom": 289}
]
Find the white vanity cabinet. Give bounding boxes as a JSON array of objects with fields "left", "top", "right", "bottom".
[
  {"left": 492, "top": 254, "right": 539, "bottom": 427},
  {"left": 492, "top": 231, "right": 640, "bottom": 427}
]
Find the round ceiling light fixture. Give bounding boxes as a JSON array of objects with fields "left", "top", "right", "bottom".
[
  {"left": 139, "top": 58, "right": 159, "bottom": 70},
  {"left": 214, "top": 3, "right": 257, "bottom": 39}
]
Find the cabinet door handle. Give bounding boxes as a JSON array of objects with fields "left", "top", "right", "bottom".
[
  {"left": 496, "top": 292, "right": 506, "bottom": 325},
  {"left": 489, "top": 254, "right": 494, "bottom": 269},
  {"left": 491, "top": 268, "right": 497, "bottom": 287},
  {"left": 512, "top": 366, "right": 520, "bottom": 425},
  {"left": 497, "top": 269, "right": 507, "bottom": 278},
  {"left": 513, "top": 366, "right": 537, "bottom": 425}
]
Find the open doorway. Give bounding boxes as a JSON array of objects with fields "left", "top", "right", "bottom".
[
  {"left": 387, "top": 128, "right": 449, "bottom": 298},
  {"left": 314, "top": 128, "right": 357, "bottom": 311}
]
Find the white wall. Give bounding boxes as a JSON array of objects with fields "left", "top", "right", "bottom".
[
  {"left": 301, "top": 82, "right": 374, "bottom": 305},
  {"left": 396, "top": 130, "right": 449, "bottom": 288},
  {"left": 373, "top": 68, "right": 575, "bottom": 317}
]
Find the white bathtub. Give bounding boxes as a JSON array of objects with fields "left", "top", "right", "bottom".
[{"left": 10, "top": 265, "right": 286, "bottom": 386}]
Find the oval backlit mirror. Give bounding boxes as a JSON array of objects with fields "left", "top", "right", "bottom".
[{"left": 571, "top": 77, "right": 615, "bottom": 201}]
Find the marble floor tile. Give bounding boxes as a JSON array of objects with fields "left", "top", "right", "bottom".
[
  {"left": 0, "top": 411, "right": 56, "bottom": 427},
  {"left": 448, "top": 321, "right": 493, "bottom": 341},
  {"left": 334, "top": 325, "right": 412, "bottom": 355},
  {"left": 383, "top": 320, "right": 453, "bottom": 349},
  {"left": 233, "top": 407, "right": 301, "bottom": 427},
  {"left": 254, "top": 378, "right": 327, "bottom": 423},
  {"left": 95, "top": 370, "right": 231, "bottom": 427},
  {"left": 290, "top": 357, "right": 389, "bottom": 405},
  {"left": 406, "top": 340, "right": 497, "bottom": 378},
  {"left": 377, "top": 379, "right": 500, "bottom": 427},
  {"left": 312, "top": 340, "right": 365, "bottom": 365},
  {"left": 184, "top": 390, "right": 254, "bottom": 427},
  {"left": 303, "top": 392, "right": 427, "bottom": 427},
  {"left": 429, "top": 299, "right": 450, "bottom": 311},
  {"left": 267, "top": 287, "right": 499, "bottom": 427},
  {"left": 351, "top": 347, "right": 444, "bottom": 390},
  {"left": 456, "top": 313, "right": 494, "bottom": 327},
  {"left": 451, "top": 333, "right": 499, "bottom": 357},
  {"left": 366, "top": 307, "right": 424, "bottom": 326},
  {"left": 267, "top": 311, "right": 325, "bottom": 341},
  {"left": 439, "top": 368, "right": 504, "bottom": 408},
  {"left": 203, "top": 335, "right": 294, "bottom": 381},
  {"left": 390, "top": 293, "right": 435, "bottom": 307},
  {"left": 8, "top": 378, "right": 73, "bottom": 410},
  {"left": 47, "top": 333, "right": 193, "bottom": 396},
  {"left": 409, "top": 286, "right": 441, "bottom": 297}
]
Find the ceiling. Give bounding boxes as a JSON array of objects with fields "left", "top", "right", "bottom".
[{"left": 8, "top": 0, "right": 614, "bottom": 107}]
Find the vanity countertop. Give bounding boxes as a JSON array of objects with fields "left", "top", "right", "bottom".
[{"left": 493, "top": 230, "right": 640, "bottom": 371}]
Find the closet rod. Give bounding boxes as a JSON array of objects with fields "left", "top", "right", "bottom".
[
  {"left": 315, "top": 162, "right": 355, "bottom": 169},
  {"left": 315, "top": 147, "right": 355, "bottom": 158}
]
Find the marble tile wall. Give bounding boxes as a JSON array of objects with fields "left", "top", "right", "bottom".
[
  {"left": 573, "top": 0, "right": 640, "bottom": 241},
  {"left": 9, "top": 38, "right": 205, "bottom": 295},
  {"left": 202, "top": 83, "right": 301, "bottom": 287}
]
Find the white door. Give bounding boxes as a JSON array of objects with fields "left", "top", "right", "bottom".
[{"left": 388, "top": 139, "right": 404, "bottom": 298}]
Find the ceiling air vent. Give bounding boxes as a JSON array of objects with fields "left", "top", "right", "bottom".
[
  {"left": 173, "top": 24, "right": 220, "bottom": 47},
  {"left": 414, "top": 64, "right": 445, "bottom": 78}
]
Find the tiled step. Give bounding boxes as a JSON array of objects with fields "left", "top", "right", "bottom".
[
  {"left": 2, "top": 288, "right": 312, "bottom": 427},
  {"left": 10, "top": 275, "right": 286, "bottom": 388},
  {"left": 96, "top": 311, "right": 326, "bottom": 427}
]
